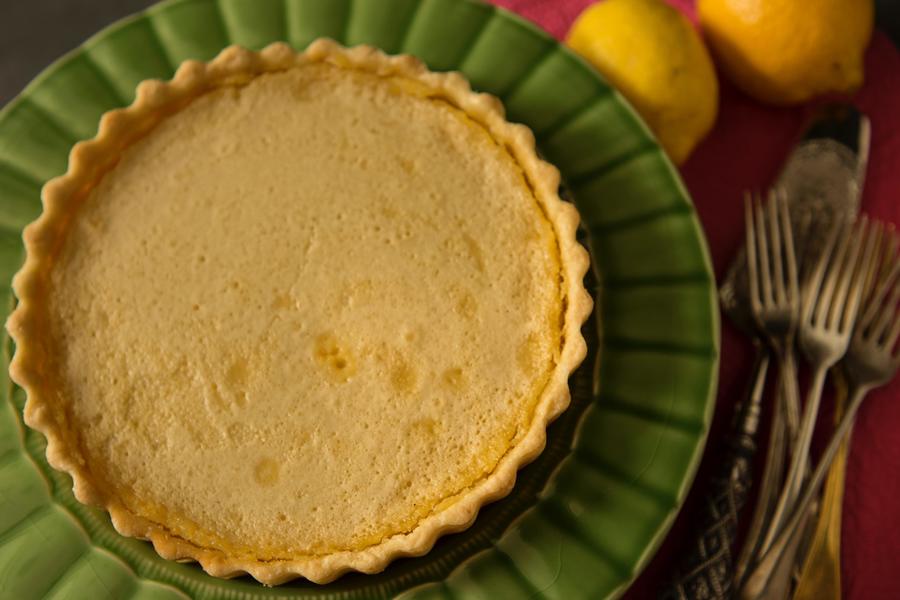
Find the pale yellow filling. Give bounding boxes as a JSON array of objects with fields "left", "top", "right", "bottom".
[{"left": 46, "top": 63, "right": 562, "bottom": 558}]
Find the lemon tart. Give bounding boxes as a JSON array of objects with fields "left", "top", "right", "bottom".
[{"left": 7, "top": 40, "right": 592, "bottom": 584}]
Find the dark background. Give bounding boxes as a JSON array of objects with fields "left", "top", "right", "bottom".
[{"left": 1, "top": 0, "right": 899, "bottom": 107}]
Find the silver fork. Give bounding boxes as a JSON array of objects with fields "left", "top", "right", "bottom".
[
  {"left": 763, "top": 216, "right": 878, "bottom": 554},
  {"left": 734, "top": 190, "right": 802, "bottom": 588},
  {"left": 741, "top": 216, "right": 878, "bottom": 600},
  {"left": 745, "top": 189, "right": 802, "bottom": 445},
  {"left": 846, "top": 227, "right": 900, "bottom": 394},
  {"left": 739, "top": 219, "right": 898, "bottom": 600},
  {"left": 744, "top": 191, "right": 800, "bottom": 438}
]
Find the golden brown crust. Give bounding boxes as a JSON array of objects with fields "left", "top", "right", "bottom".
[{"left": 6, "top": 39, "right": 593, "bottom": 585}]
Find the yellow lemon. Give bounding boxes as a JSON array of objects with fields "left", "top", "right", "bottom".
[
  {"left": 698, "top": 0, "right": 874, "bottom": 105},
  {"left": 566, "top": 0, "right": 718, "bottom": 164}
]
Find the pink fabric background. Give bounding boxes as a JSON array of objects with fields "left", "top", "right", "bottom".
[{"left": 488, "top": 0, "right": 900, "bottom": 598}]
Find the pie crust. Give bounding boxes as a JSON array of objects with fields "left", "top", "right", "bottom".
[{"left": 7, "top": 39, "right": 592, "bottom": 584}]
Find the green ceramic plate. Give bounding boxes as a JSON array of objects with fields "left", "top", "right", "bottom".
[{"left": 0, "top": 0, "right": 719, "bottom": 598}]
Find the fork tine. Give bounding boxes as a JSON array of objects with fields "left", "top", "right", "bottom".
[
  {"left": 814, "top": 219, "right": 854, "bottom": 327},
  {"left": 867, "top": 244, "right": 900, "bottom": 340},
  {"left": 885, "top": 225, "right": 899, "bottom": 267},
  {"left": 755, "top": 193, "right": 773, "bottom": 307},
  {"left": 778, "top": 189, "right": 798, "bottom": 304},
  {"left": 859, "top": 224, "right": 892, "bottom": 316},
  {"left": 767, "top": 189, "right": 785, "bottom": 305},
  {"left": 877, "top": 273, "right": 900, "bottom": 344},
  {"left": 875, "top": 225, "right": 897, "bottom": 284},
  {"left": 745, "top": 193, "right": 761, "bottom": 316},
  {"left": 860, "top": 256, "right": 900, "bottom": 337},
  {"left": 887, "top": 306, "right": 900, "bottom": 352},
  {"left": 883, "top": 263, "right": 900, "bottom": 349},
  {"left": 841, "top": 218, "right": 881, "bottom": 333},
  {"left": 828, "top": 216, "right": 869, "bottom": 331},
  {"left": 857, "top": 226, "right": 897, "bottom": 332},
  {"left": 802, "top": 216, "right": 843, "bottom": 324}
]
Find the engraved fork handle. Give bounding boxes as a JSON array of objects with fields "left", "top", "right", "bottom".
[
  {"left": 661, "top": 346, "right": 768, "bottom": 599},
  {"left": 734, "top": 354, "right": 790, "bottom": 588},
  {"left": 739, "top": 383, "right": 869, "bottom": 600}
]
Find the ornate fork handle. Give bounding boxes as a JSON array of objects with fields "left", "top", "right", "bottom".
[
  {"left": 661, "top": 347, "right": 768, "bottom": 600},
  {"left": 738, "top": 382, "right": 871, "bottom": 600},
  {"left": 733, "top": 382, "right": 788, "bottom": 588}
]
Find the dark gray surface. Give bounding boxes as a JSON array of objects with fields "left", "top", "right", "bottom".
[
  {"left": 1, "top": 0, "right": 156, "bottom": 106},
  {"left": 1, "top": 1, "right": 899, "bottom": 107},
  {"left": 878, "top": 0, "right": 900, "bottom": 47}
]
